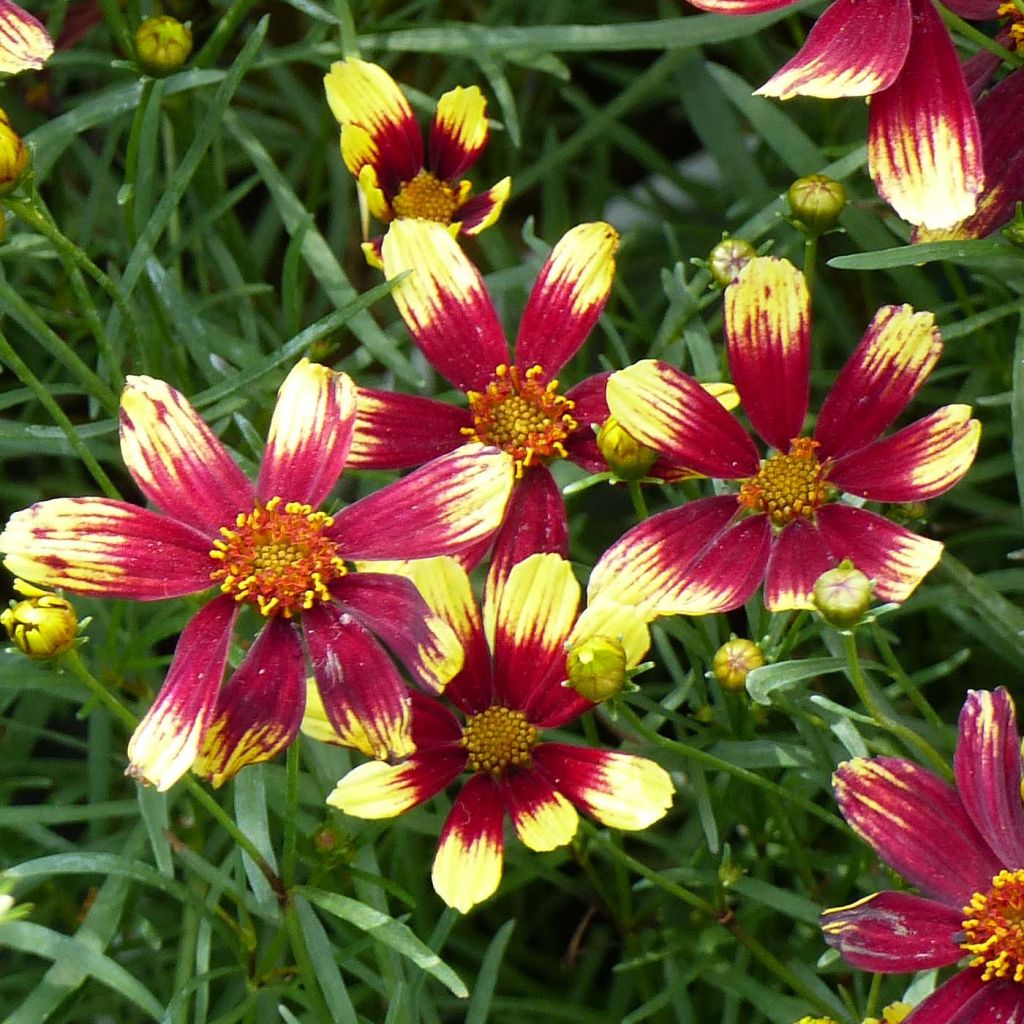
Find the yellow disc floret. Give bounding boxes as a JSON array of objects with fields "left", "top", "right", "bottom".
[
  {"left": 463, "top": 364, "right": 578, "bottom": 477},
  {"left": 392, "top": 170, "right": 460, "bottom": 223},
  {"left": 210, "top": 497, "right": 345, "bottom": 618},
  {"left": 461, "top": 706, "right": 539, "bottom": 776},
  {"left": 998, "top": 2, "right": 1024, "bottom": 46},
  {"left": 962, "top": 868, "right": 1024, "bottom": 982},
  {"left": 738, "top": 436, "right": 832, "bottom": 527}
]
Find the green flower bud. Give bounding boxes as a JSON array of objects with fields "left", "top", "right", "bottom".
[
  {"left": 812, "top": 559, "right": 873, "bottom": 628},
  {"left": 0, "top": 109, "right": 27, "bottom": 194},
  {"left": 787, "top": 174, "right": 846, "bottom": 234},
  {"left": 597, "top": 416, "right": 659, "bottom": 480},
  {"left": 708, "top": 236, "right": 756, "bottom": 286},
  {"left": 566, "top": 635, "right": 628, "bottom": 703},
  {"left": 2, "top": 580, "right": 79, "bottom": 659},
  {"left": 135, "top": 16, "right": 192, "bottom": 76},
  {"left": 793, "top": 1017, "right": 839, "bottom": 1024},
  {"left": 712, "top": 638, "right": 764, "bottom": 693}
]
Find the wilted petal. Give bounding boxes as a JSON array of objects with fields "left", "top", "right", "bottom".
[
  {"left": 763, "top": 518, "right": 835, "bottom": 611},
  {"left": 429, "top": 84, "right": 489, "bottom": 180},
  {"left": 502, "top": 770, "right": 579, "bottom": 852},
  {"left": 327, "top": 751, "right": 465, "bottom": 818},
  {"left": 0, "top": 1, "right": 54, "bottom": 74}
]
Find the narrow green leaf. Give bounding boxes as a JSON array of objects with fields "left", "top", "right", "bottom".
[
  {"left": 745, "top": 657, "right": 847, "bottom": 705},
  {"left": 1013, "top": 312, "right": 1024, "bottom": 528},
  {"left": 292, "top": 897, "right": 359, "bottom": 1024},
  {"left": 828, "top": 237, "right": 1020, "bottom": 270},
  {"left": 464, "top": 920, "right": 515, "bottom": 1024}
]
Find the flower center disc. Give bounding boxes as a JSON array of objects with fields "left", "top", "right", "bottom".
[
  {"left": 461, "top": 706, "right": 538, "bottom": 777},
  {"left": 210, "top": 496, "right": 345, "bottom": 618},
  {"left": 392, "top": 170, "right": 459, "bottom": 223},
  {"left": 962, "top": 869, "right": 1024, "bottom": 983},
  {"left": 463, "top": 364, "right": 578, "bottom": 477},
  {"left": 998, "top": 1, "right": 1024, "bottom": 46},
  {"left": 738, "top": 437, "right": 830, "bottom": 526}
]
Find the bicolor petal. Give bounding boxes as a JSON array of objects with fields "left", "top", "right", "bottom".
[
  {"left": 328, "top": 444, "right": 514, "bottom": 561},
  {"left": 119, "top": 375, "right": 253, "bottom": 532},
  {"left": 382, "top": 219, "right": 509, "bottom": 392},
  {"left": 0, "top": 1, "right": 53, "bottom": 74},
  {"left": 867, "top": 0, "right": 983, "bottom": 229},
  {"left": 814, "top": 304, "right": 942, "bottom": 459},
  {"left": 757, "top": 0, "right": 912, "bottom": 99},
  {"left": 456, "top": 177, "right": 511, "bottom": 235},
  {"left": 515, "top": 222, "right": 619, "bottom": 375},
  {"left": 192, "top": 618, "right": 307, "bottom": 787},
  {"left": 502, "top": 770, "right": 579, "bottom": 852},
  {"left": 833, "top": 756, "right": 1001, "bottom": 903},
  {"left": 257, "top": 360, "right": 356, "bottom": 508},
  {"left": 821, "top": 891, "right": 964, "bottom": 972},
  {"left": 814, "top": 504, "right": 943, "bottom": 604},
  {"left": 1, "top": 498, "right": 213, "bottom": 599},
  {"left": 763, "top": 518, "right": 836, "bottom": 611},
  {"left": 829, "top": 405, "right": 980, "bottom": 502},
  {"left": 126, "top": 596, "right": 237, "bottom": 791},
  {"left": 533, "top": 744, "right": 674, "bottom": 830},
  {"left": 429, "top": 85, "right": 489, "bottom": 180},
  {"left": 432, "top": 774, "right": 505, "bottom": 913},
  {"left": 724, "top": 256, "right": 810, "bottom": 450},
  {"left": 327, "top": 751, "right": 465, "bottom": 819},
  {"left": 607, "top": 361, "right": 761, "bottom": 479}
]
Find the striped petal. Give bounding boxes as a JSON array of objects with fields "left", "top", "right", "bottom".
[
  {"left": 455, "top": 177, "right": 511, "bottom": 236},
  {"left": 533, "top": 744, "right": 674, "bottom": 830},
  {"left": 257, "top": 360, "right": 355, "bottom": 508},
  {"left": 725, "top": 256, "right": 810, "bottom": 450},
  {"left": 833, "top": 756, "right": 1000, "bottom": 903},
  {"left": 588, "top": 497, "right": 770, "bottom": 616},
  {"left": 515, "top": 222, "right": 619, "bottom": 375},
  {"left": 820, "top": 891, "right": 964, "bottom": 972},
  {"left": 814, "top": 504, "right": 942, "bottom": 604},
  {"left": 0, "top": 1, "right": 53, "bottom": 74},
  {"left": 606, "top": 361, "right": 761, "bottom": 479},
  {"left": 764, "top": 518, "right": 835, "bottom": 612},
  {"left": 324, "top": 59, "right": 423, "bottom": 193},
  {"left": 757, "top": 0, "right": 912, "bottom": 100},
  {"left": 502, "top": 770, "right": 579, "bottom": 852},
  {"left": 192, "top": 618, "right": 306, "bottom": 787},
  {"left": 432, "top": 774, "right": 506, "bottom": 913},
  {"left": 329, "top": 444, "right": 513, "bottom": 560},
  {"left": 126, "top": 596, "right": 237, "bottom": 791},
  {"left": 303, "top": 602, "right": 415, "bottom": 760},
  {"left": 327, "top": 751, "right": 465, "bottom": 819},
  {"left": 429, "top": 85, "right": 489, "bottom": 180},
  {"left": 331, "top": 572, "right": 464, "bottom": 694},
  {"left": 347, "top": 386, "right": 470, "bottom": 470},
  {"left": 814, "top": 304, "right": 942, "bottom": 459},
  {"left": 955, "top": 688, "right": 1024, "bottom": 869},
  {"left": 867, "top": 0, "right": 983, "bottom": 230},
  {"left": 119, "top": 375, "right": 253, "bottom": 532},
  {"left": 1, "top": 498, "right": 213, "bottom": 599},
  {"left": 829, "top": 405, "right": 980, "bottom": 503},
  {"left": 487, "top": 553, "right": 580, "bottom": 711},
  {"left": 382, "top": 219, "right": 509, "bottom": 392}
]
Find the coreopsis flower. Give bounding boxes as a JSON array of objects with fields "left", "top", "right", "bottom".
[
  {"left": 350, "top": 218, "right": 620, "bottom": 588},
  {"left": 0, "top": 360, "right": 514, "bottom": 790},
  {"left": 822, "top": 688, "right": 1024, "bottom": 1023},
  {"left": 685, "top": 0, "right": 997, "bottom": 229},
  {"left": 592, "top": 256, "right": 980, "bottom": 615},
  {"left": 320, "top": 553, "right": 674, "bottom": 913},
  {"left": 0, "top": 1, "right": 53, "bottom": 74},
  {"left": 323, "top": 58, "right": 511, "bottom": 267}
]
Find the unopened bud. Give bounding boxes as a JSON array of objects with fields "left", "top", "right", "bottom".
[
  {"left": 787, "top": 174, "right": 846, "bottom": 234},
  {"left": 597, "top": 417, "right": 659, "bottom": 480},
  {"left": 0, "top": 109, "right": 27, "bottom": 193},
  {"left": 812, "top": 559, "right": 873, "bottom": 627},
  {"left": 135, "top": 16, "right": 192, "bottom": 75},
  {"left": 2, "top": 580, "right": 79, "bottom": 659},
  {"left": 709, "top": 236, "right": 756, "bottom": 286},
  {"left": 566, "top": 635, "right": 628, "bottom": 703},
  {"left": 712, "top": 638, "right": 764, "bottom": 693}
]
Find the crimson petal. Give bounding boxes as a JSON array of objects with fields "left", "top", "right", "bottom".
[{"left": 763, "top": 518, "right": 835, "bottom": 611}]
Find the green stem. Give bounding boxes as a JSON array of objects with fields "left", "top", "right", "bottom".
[
  {"left": 626, "top": 480, "right": 649, "bottom": 521},
  {"left": 802, "top": 233, "right": 818, "bottom": 298},
  {"left": 864, "top": 971, "right": 883, "bottom": 1021},
  {"left": 868, "top": 623, "right": 944, "bottom": 732},
  {"left": 282, "top": 742, "right": 300, "bottom": 887},
  {"left": 193, "top": 0, "right": 259, "bottom": 68},
  {"left": 63, "top": 649, "right": 137, "bottom": 730},
  {"left": 937, "top": 4, "right": 1024, "bottom": 66}
]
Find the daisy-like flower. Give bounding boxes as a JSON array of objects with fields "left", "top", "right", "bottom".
[
  {"left": 821, "top": 688, "right": 1024, "bottom": 1024},
  {"left": 685, "top": 0, "right": 997, "bottom": 229},
  {"left": 0, "top": 1, "right": 53, "bottom": 74},
  {"left": 591, "top": 256, "right": 980, "bottom": 615},
  {"left": 349, "top": 218, "right": 620, "bottom": 588},
  {"left": 0, "top": 360, "right": 514, "bottom": 790},
  {"left": 323, "top": 58, "right": 511, "bottom": 267},
  {"left": 319, "top": 553, "right": 674, "bottom": 913}
]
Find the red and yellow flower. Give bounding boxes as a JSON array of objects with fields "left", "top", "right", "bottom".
[
  {"left": 0, "top": 1, "right": 53, "bottom": 74},
  {"left": 685, "top": 0, "right": 998, "bottom": 229},
  {"left": 822, "top": 688, "right": 1024, "bottom": 1024},
  {"left": 0, "top": 360, "right": 514, "bottom": 790},
  {"left": 319, "top": 553, "right": 674, "bottom": 913},
  {"left": 592, "top": 256, "right": 979, "bottom": 615},
  {"left": 349, "top": 218, "right": 620, "bottom": 590},
  {"left": 324, "top": 58, "right": 511, "bottom": 267}
]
